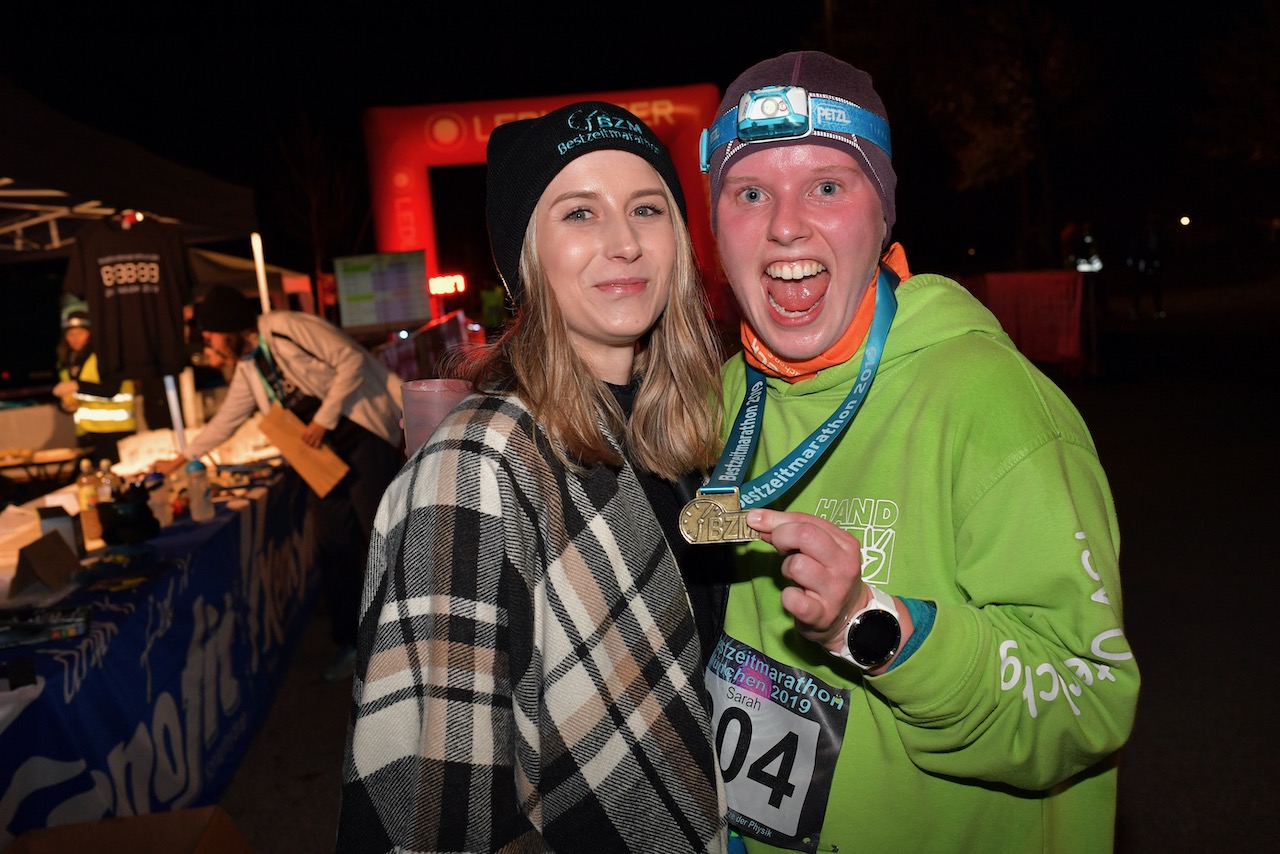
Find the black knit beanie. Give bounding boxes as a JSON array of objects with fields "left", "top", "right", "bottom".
[
  {"left": 705, "top": 51, "right": 896, "bottom": 246},
  {"left": 197, "top": 285, "right": 258, "bottom": 333},
  {"left": 485, "top": 101, "right": 686, "bottom": 303}
]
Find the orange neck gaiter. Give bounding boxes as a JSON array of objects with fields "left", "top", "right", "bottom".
[{"left": 742, "top": 243, "right": 910, "bottom": 382}]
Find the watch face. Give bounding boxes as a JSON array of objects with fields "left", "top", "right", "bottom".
[{"left": 848, "top": 609, "right": 902, "bottom": 668}]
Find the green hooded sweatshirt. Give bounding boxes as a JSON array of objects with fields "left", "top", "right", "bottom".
[{"left": 717, "top": 270, "right": 1139, "bottom": 853}]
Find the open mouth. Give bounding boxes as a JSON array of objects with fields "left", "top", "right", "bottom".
[{"left": 765, "top": 261, "right": 827, "bottom": 317}]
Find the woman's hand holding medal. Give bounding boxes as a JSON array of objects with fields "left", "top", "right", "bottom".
[{"left": 745, "top": 508, "right": 866, "bottom": 652}]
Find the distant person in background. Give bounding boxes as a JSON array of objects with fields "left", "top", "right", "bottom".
[
  {"left": 1126, "top": 211, "right": 1166, "bottom": 318},
  {"left": 1068, "top": 220, "right": 1104, "bottom": 274},
  {"left": 52, "top": 310, "right": 136, "bottom": 464},
  {"left": 339, "top": 102, "right": 734, "bottom": 853},
  {"left": 154, "top": 286, "right": 405, "bottom": 680}
]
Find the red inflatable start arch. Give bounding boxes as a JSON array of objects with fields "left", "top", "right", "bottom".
[{"left": 363, "top": 83, "right": 731, "bottom": 322}]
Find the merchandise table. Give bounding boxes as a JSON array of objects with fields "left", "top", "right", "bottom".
[{"left": 0, "top": 470, "right": 312, "bottom": 847}]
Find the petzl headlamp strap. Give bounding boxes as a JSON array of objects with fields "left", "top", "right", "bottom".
[{"left": 699, "top": 92, "right": 893, "bottom": 172}]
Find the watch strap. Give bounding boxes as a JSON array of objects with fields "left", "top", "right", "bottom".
[{"left": 863, "top": 585, "right": 899, "bottom": 619}]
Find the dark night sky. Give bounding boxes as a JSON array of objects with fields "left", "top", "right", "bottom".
[
  {"left": 0, "top": 2, "right": 1257, "bottom": 294},
  {"left": 3, "top": 4, "right": 832, "bottom": 195},
  {"left": 2, "top": 3, "right": 840, "bottom": 274}
]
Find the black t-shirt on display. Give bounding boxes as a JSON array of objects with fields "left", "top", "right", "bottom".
[{"left": 63, "top": 217, "right": 193, "bottom": 383}]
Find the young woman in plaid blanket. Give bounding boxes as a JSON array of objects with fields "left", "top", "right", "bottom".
[{"left": 338, "top": 102, "right": 731, "bottom": 853}]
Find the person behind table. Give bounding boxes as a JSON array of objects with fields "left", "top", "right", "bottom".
[
  {"left": 52, "top": 309, "right": 137, "bottom": 465},
  {"left": 153, "top": 286, "right": 405, "bottom": 679},
  {"left": 699, "top": 51, "right": 1140, "bottom": 852},
  {"left": 337, "top": 102, "right": 733, "bottom": 853}
]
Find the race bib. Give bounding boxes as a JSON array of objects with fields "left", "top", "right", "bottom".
[{"left": 707, "top": 634, "right": 851, "bottom": 853}]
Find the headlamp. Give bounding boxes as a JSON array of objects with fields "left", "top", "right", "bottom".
[
  {"left": 737, "top": 85, "right": 811, "bottom": 142},
  {"left": 700, "top": 84, "right": 892, "bottom": 172}
]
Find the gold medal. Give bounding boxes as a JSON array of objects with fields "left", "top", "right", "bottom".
[{"left": 679, "top": 490, "right": 761, "bottom": 544}]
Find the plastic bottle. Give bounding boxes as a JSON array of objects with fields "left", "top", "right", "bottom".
[
  {"left": 185, "top": 460, "right": 216, "bottom": 522},
  {"left": 97, "top": 459, "right": 124, "bottom": 500},
  {"left": 76, "top": 457, "right": 102, "bottom": 540}
]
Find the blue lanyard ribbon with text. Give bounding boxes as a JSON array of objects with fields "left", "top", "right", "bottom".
[{"left": 702, "top": 265, "right": 899, "bottom": 509}]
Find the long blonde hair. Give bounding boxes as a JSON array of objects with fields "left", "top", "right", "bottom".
[{"left": 458, "top": 176, "right": 722, "bottom": 481}]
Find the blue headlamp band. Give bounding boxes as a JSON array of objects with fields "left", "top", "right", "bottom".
[{"left": 699, "top": 87, "right": 892, "bottom": 173}]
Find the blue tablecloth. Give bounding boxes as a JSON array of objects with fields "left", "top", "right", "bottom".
[{"left": 0, "top": 472, "right": 312, "bottom": 846}]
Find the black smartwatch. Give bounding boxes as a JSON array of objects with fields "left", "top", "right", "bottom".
[{"left": 833, "top": 586, "right": 902, "bottom": 672}]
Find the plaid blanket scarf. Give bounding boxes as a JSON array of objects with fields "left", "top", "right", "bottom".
[{"left": 338, "top": 392, "right": 727, "bottom": 853}]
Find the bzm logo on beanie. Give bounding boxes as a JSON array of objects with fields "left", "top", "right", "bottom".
[{"left": 558, "top": 108, "right": 661, "bottom": 158}]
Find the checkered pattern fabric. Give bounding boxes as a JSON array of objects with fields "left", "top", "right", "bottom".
[{"left": 338, "top": 393, "right": 727, "bottom": 853}]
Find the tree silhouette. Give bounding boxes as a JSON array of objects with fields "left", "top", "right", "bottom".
[
  {"left": 258, "top": 109, "right": 373, "bottom": 281},
  {"left": 823, "top": 0, "right": 1107, "bottom": 269},
  {"left": 1194, "top": 4, "right": 1279, "bottom": 168},
  {"left": 1191, "top": 3, "right": 1280, "bottom": 234}
]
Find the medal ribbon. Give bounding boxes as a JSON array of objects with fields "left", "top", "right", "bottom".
[{"left": 703, "top": 265, "right": 899, "bottom": 509}]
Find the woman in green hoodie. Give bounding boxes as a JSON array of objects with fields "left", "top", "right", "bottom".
[{"left": 700, "top": 51, "right": 1139, "bottom": 853}]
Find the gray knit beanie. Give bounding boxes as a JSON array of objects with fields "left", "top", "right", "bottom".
[
  {"left": 485, "top": 101, "right": 687, "bottom": 303},
  {"left": 704, "top": 51, "right": 896, "bottom": 246}
]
